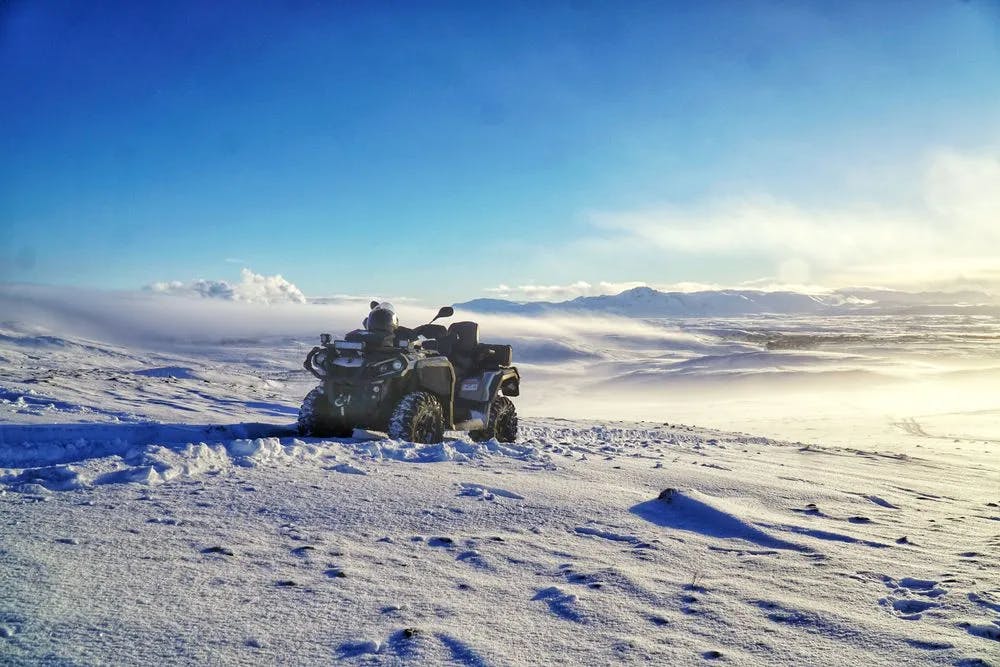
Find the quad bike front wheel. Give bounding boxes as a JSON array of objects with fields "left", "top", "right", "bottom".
[
  {"left": 297, "top": 386, "right": 353, "bottom": 438},
  {"left": 470, "top": 396, "right": 518, "bottom": 443},
  {"left": 388, "top": 391, "right": 445, "bottom": 444}
]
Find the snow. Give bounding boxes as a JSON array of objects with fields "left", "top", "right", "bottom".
[
  {"left": 0, "top": 296, "right": 998, "bottom": 665},
  {"left": 1, "top": 416, "right": 997, "bottom": 664}
]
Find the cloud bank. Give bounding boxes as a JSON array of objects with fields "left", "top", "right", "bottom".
[
  {"left": 570, "top": 149, "right": 1000, "bottom": 293},
  {"left": 148, "top": 269, "right": 307, "bottom": 305}
]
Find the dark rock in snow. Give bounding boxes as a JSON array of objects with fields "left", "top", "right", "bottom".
[{"left": 658, "top": 488, "right": 677, "bottom": 502}]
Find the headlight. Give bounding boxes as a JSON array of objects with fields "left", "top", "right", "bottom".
[{"left": 372, "top": 358, "right": 405, "bottom": 375}]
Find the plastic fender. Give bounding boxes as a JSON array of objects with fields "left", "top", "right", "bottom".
[
  {"left": 413, "top": 357, "right": 456, "bottom": 426},
  {"left": 498, "top": 367, "right": 520, "bottom": 397}
]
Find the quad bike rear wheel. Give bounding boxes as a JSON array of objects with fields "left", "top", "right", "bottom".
[
  {"left": 297, "top": 386, "right": 353, "bottom": 438},
  {"left": 388, "top": 391, "right": 445, "bottom": 444},
  {"left": 470, "top": 396, "right": 518, "bottom": 443}
]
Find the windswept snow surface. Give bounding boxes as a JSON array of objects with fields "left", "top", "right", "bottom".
[
  {"left": 1, "top": 418, "right": 998, "bottom": 665},
  {"left": 0, "top": 309, "right": 998, "bottom": 665}
]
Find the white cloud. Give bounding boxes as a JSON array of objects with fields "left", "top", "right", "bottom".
[
  {"left": 577, "top": 149, "right": 1000, "bottom": 292},
  {"left": 148, "top": 268, "right": 307, "bottom": 305}
]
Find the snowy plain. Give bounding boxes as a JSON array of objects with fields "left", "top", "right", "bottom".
[{"left": 1, "top": 285, "right": 998, "bottom": 666}]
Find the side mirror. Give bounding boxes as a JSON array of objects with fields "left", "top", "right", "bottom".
[
  {"left": 430, "top": 306, "right": 454, "bottom": 323},
  {"left": 370, "top": 300, "right": 379, "bottom": 310}
]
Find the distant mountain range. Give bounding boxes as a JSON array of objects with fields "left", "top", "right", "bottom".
[{"left": 454, "top": 286, "right": 998, "bottom": 318}]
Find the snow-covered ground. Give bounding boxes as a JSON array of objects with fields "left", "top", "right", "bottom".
[{"left": 1, "top": 298, "right": 998, "bottom": 665}]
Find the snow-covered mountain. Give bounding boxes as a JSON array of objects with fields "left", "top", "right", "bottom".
[{"left": 456, "top": 286, "right": 998, "bottom": 317}]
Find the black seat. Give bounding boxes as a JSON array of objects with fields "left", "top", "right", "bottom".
[{"left": 447, "top": 321, "right": 479, "bottom": 378}]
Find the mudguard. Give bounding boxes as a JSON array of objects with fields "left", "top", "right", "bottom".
[
  {"left": 413, "top": 357, "right": 456, "bottom": 426},
  {"left": 457, "top": 367, "right": 520, "bottom": 403},
  {"left": 498, "top": 367, "right": 520, "bottom": 397}
]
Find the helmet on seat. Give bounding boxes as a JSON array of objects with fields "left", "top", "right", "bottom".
[{"left": 365, "top": 302, "right": 399, "bottom": 334}]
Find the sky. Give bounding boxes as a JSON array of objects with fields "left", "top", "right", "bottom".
[{"left": 2, "top": 0, "right": 999, "bottom": 304}]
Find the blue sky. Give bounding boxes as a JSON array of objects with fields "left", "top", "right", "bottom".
[{"left": 2, "top": 1, "right": 999, "bottom": 302}]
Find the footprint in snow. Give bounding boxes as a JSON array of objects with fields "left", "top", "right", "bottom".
[
  {"left": 338, "top": 638, "right": 382, "bottom": 658},
  {"left": 574, "top": 523, "right": 659, "bottom": 558},
  {"left": 679, "top": 590, "right": 708, "bottom": 615},
  {"left": 533, "top": 586, "right": 584, "bottom": 623},
  {"left": 958, "top": 621, "right": 1000, "bottom": 642},
  {"left": 879, "top": 596, "right": 940, "bottom": 620},
  {"left": 557, "top": 565, "right": 605, "bottom": 590},
  {"left": 968, "top": 592, "right": 1000, "bottom": 613},
  {"left": 791, "top": 503, "right": 825, "bottom": 516},
  {"left": 647, "top": 614, "right": 669, "bottom": 627},
  {"left": 359, "top": 628, "right": 488, "bottom": 666},
  {"left": 750, "top": 600, "right": 831, "bottom": 629},
  {"left": 455, "top": 550, "right": 489, "bottom": 569},
  {"left": 885, "top": 576, "right": 948, "bottom": 598}
]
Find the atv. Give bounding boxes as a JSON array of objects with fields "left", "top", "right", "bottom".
[{"left": 298, "top": 302, "right": 520, "bottom": 444}]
